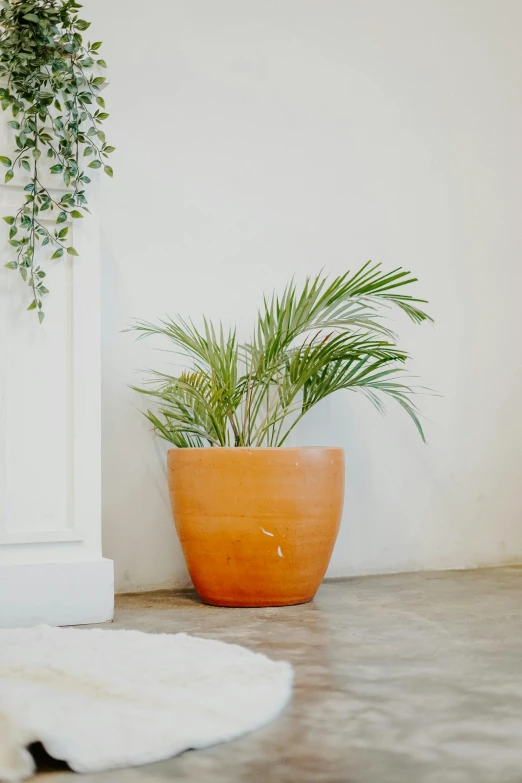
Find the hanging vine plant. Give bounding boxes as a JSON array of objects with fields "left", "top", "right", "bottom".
[{"left": 0, "top": 0, "right": 113, "bottom": 322}]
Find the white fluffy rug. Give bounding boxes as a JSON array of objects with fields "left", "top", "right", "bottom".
[{"left": 0, "top": 625, "right": 293, "bottom": 782}]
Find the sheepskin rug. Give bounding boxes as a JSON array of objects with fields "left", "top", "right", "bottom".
[{"left": 0, "top": 625, "right": 293, "bottom": 782}]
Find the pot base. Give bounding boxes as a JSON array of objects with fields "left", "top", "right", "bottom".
[{"left": 199, "top": 595, "right": 315, "bottom": 608}]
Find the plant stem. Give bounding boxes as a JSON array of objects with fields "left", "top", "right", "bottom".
[{"left": 29, "top": 119, "right": 39, "bottom": 308}]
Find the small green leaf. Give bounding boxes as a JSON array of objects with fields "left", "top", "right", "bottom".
[
  {"left": 38, "top": 311, "right": 45, "bottom": 324},
  {"left": 33, "top": 148, "right": 41, "bottom": 160},
  {"left": 103, "top": 146, "right": 116, "bottom": 153},
  {"left": 96, "top": 96, "right": 105, "bottom": 108},
  {"left": 23, "top": 13, "right": 39, "bottom": 22},
  {"left": 21, "top": 159, "right": 31, "bottom": 171},
  {"left": 97, "top": 112, "right": 109, "bottom": 121},
  {"left": 104, "top": 165, "right": 113, "bottom": 178},
  {"left": 58, "top": 227, "right": 69, "bottom": 239},
  {"left": 38, "top": 286, "right": 49, "bottom": 294},
  {"left": 4, "top": 261, "right": 18, "bottom": 270},
  {"left": 56, "top": 211, "right": 67, "bottom": 224},
  {"left": 50, "top": 164, "right": 63, "bottom": 174},
  {"left": 51, "top": 248, "right": 64, "bottom": 259},
  {"left": 70, "top": 210, "right": 83, "bottom": 218},
  {"left": 4, "top": 169, "right": 13, "bottom": 183},
  {"left": 76, "top": 19, "right": 91, "bottom": 30},
  {"left": 27, "top": 300, "right": 37, "bottom": 310},
  {"left": 67, "top": 246, "right": 79, "bottom": 256},
  {"left": 3, "top": 216, "right": 15, "bottom": 225},
  {"left": 88, "top": 159, "right": 102, "bottom": 169},
  {"left": 8, "top": 121, "right": 20, "bottom": 129},
  {"left": 0, "top": 156, "right": 12, "bottom": 167},
  {"left": 20, "top": 267, "right": 27, "bottom": 281},
  {"left": 97, "top": 59, "right": 107, "bottom": 68},
  {"left": 91, "top": 41, "right": 103, "bottom": 51},
  {"left": 83, "top": 146, "right": 94, "bottom": 157}
]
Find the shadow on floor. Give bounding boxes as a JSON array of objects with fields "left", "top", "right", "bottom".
[{"left": 28, "top": 743, "right": 70, "bottom": 774}]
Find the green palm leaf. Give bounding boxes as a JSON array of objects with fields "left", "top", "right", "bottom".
[{"left": 130, "top": 262, "right": 432, "bottom": 447}]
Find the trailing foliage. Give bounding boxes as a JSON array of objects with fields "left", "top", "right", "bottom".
[
  {"left": 131, "top": 262, "right": 433, "bottom": 448},
  {"left": 0, "top": 0, "right": 113, "bottom": 321}
]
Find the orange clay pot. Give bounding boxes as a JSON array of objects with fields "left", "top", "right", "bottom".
[{"left": 167, "top": 447, "right": 345, "bottom": 607}]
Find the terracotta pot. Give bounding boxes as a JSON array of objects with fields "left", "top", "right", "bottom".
[{"left": 167, "top": 447, "right": 345, "bottom": 607}]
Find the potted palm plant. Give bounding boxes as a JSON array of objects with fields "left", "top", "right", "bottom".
[{"left": 131, "top": 262, "right": 431, "bottom": 607}]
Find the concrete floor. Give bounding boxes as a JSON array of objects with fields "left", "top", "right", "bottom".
[{"left": 32, "top": 567, "right": 522, "bottom": 783}]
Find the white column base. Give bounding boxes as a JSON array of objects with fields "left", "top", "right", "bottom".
[{"left": 0, "top": 559, "right": 114, "bottom": 628}]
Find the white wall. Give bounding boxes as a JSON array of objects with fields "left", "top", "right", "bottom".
[{"left": 85, "top": 0, "right": 522, "bottom": 592}]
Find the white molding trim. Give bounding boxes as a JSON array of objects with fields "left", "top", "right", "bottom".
[
  {"left": 0, "top": 530, "right": 84, "bottom": 545},
  {"left": 0, "top": 114, "right": 114, "bottom": 625},
  {"left": 0, "top": 559, "right": 114, "bottom": 628}
]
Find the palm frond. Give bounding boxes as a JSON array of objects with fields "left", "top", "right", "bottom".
[{"left": 130, "top": 262, "right": 432, "bottom": 446}]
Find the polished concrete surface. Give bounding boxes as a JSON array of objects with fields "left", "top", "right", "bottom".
[{"left": 33, "top": 567, "right": 522, "bottom": 783}]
